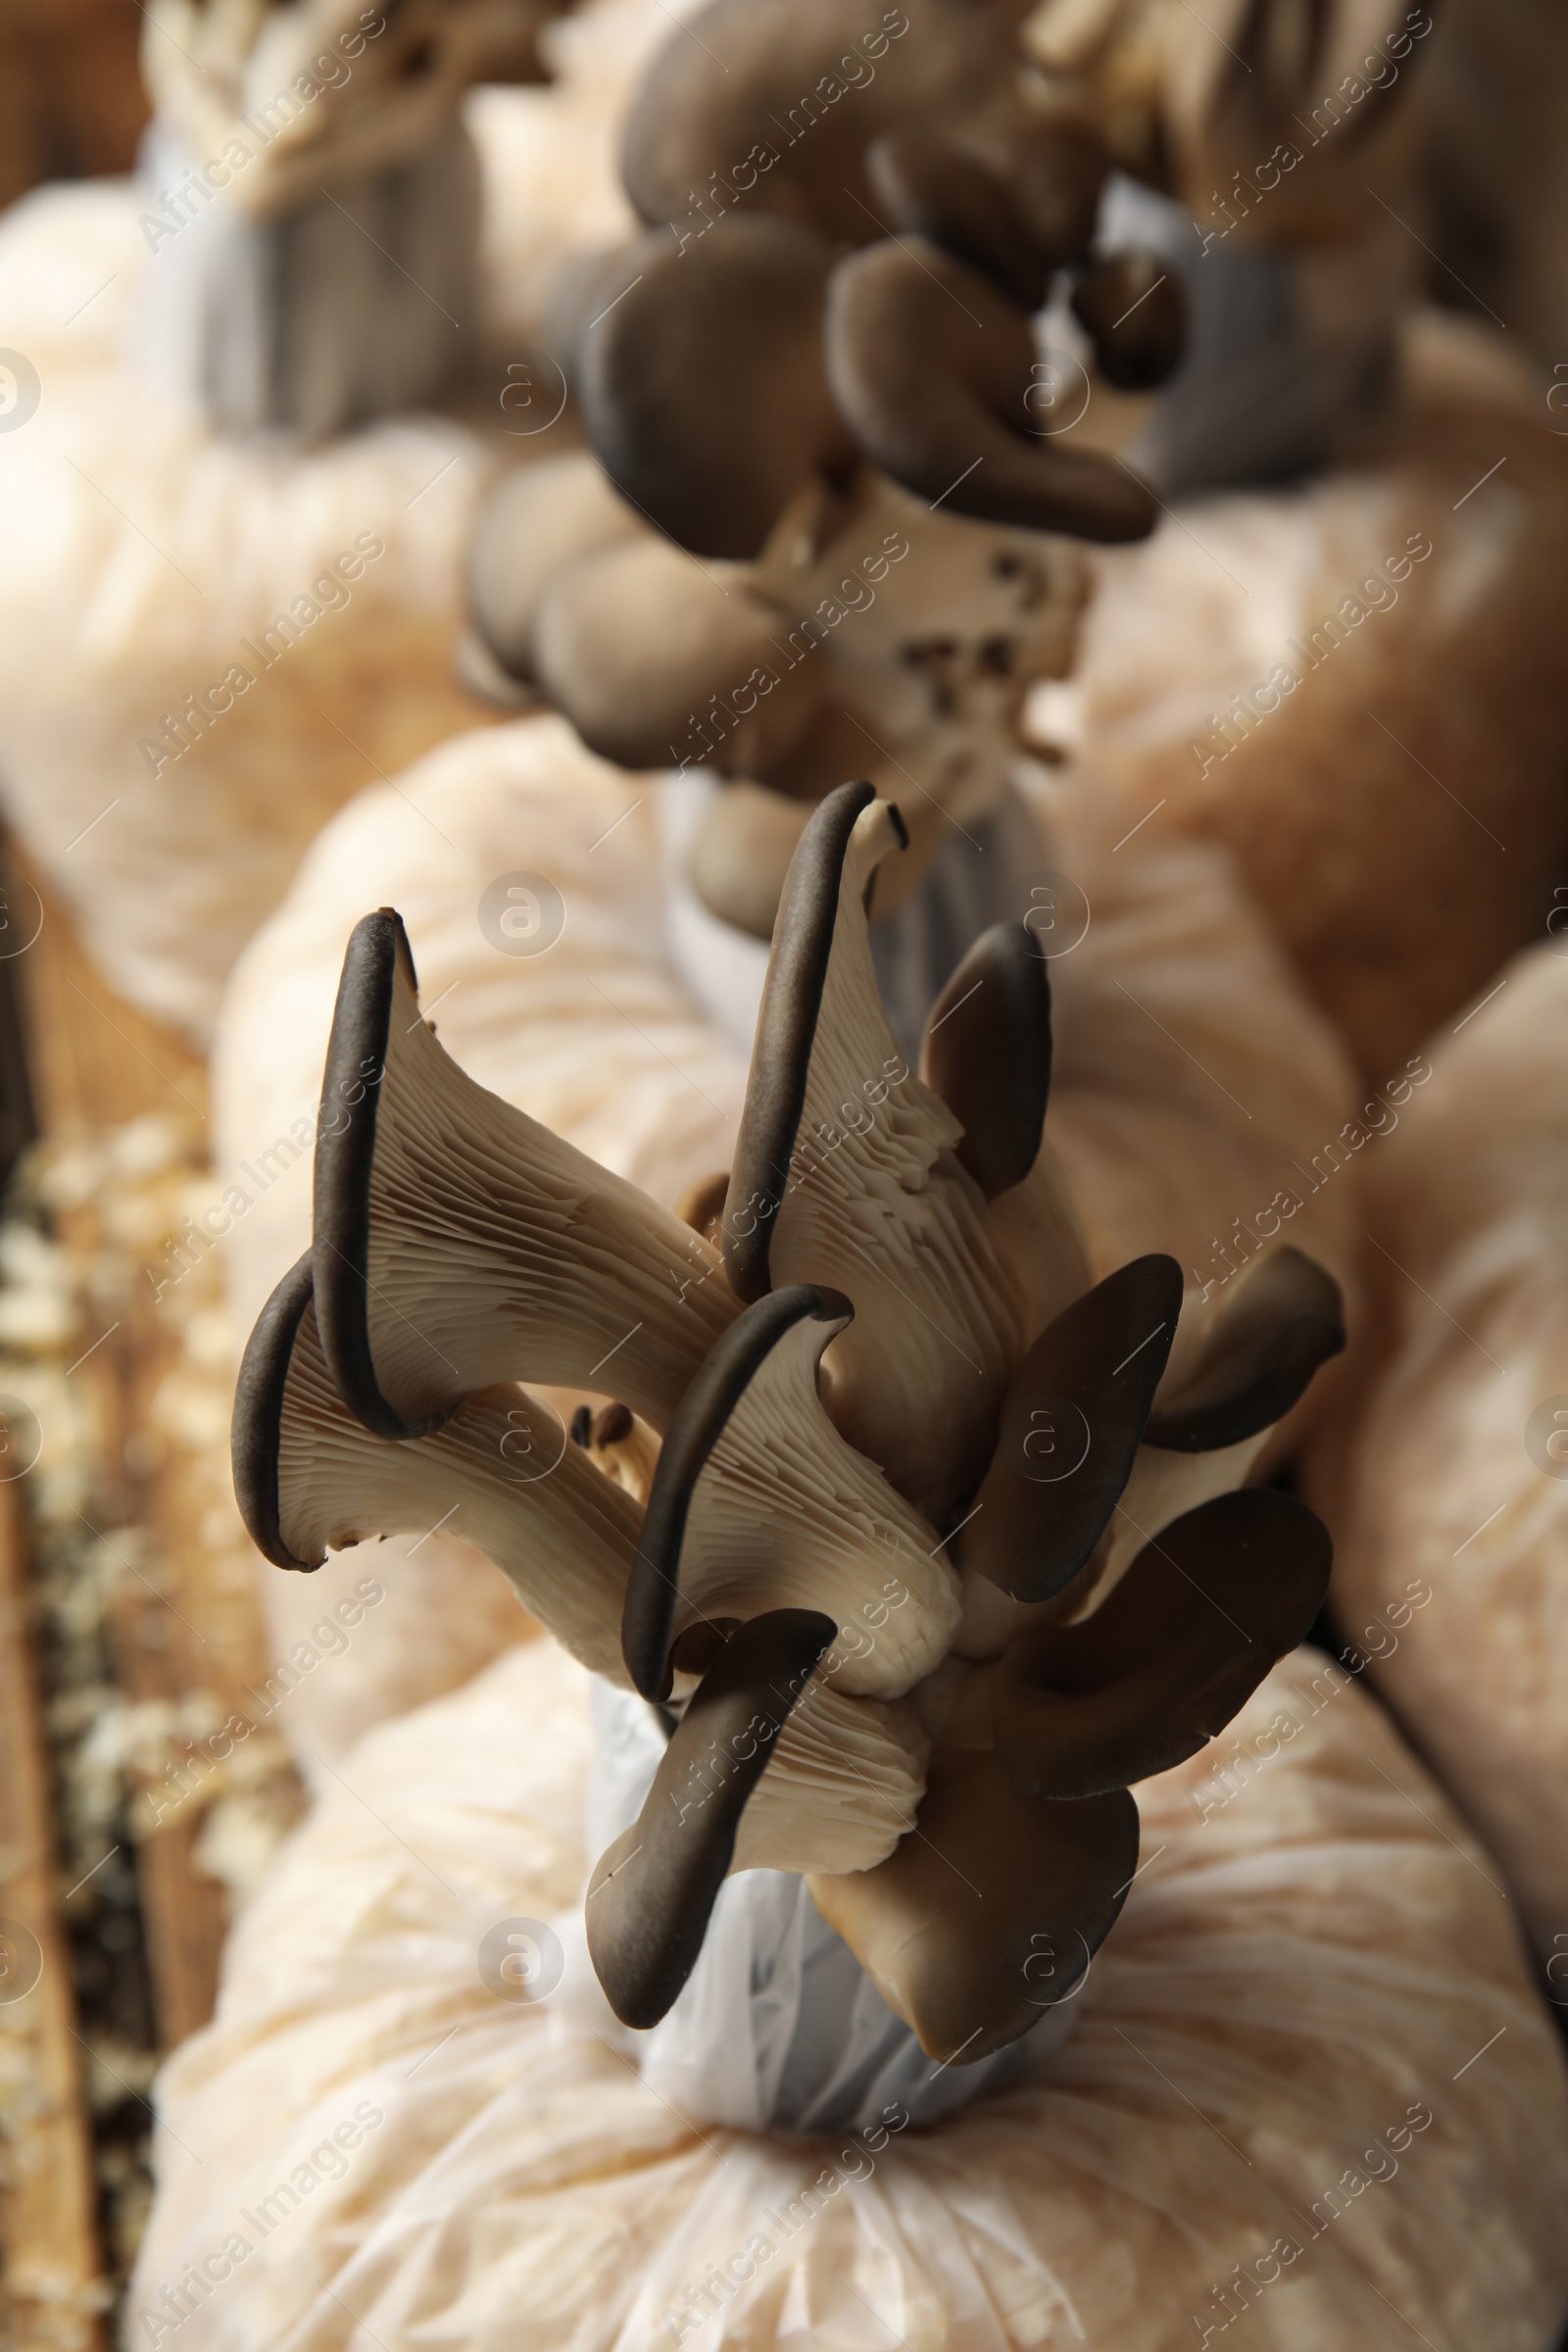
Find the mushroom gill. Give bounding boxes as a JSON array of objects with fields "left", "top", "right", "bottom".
[
  {"left": 312, "top": 908, "right": 737, "bottom": 1440},
  {"left": 236, "top": 1257, "right": 928, "bottom": 1878},
  {"left": 240, "top": 779, "right": 1348, "bottom": 2071},
  {"left": 722, "top": 783, "right": 1024, "bottom": 1519}
]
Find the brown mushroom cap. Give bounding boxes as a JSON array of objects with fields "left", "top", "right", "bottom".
[
  {"left": 1145, "top": 1249, "right": 1346, "bottom": 1453},
  {"left": 531, "top": 538, "right": 823, "bottom": 775},
  {"left": 825, "top": 236, "right": 1158, "bottom": 542},
  {"left": 961, "top": 1253, "right": 1185, "bottom": 1603},
  {"left": 809, "top": 1748, "right": 1138, "bottom": 2063},
  {"left": 587, "top": 1607, "right": 837, "bottom": 2029},
  {"left": 621, "top": 1282, "right": 956, "bottom": 1703},
  {"left": 1070, "top": 248, "right": 1186, "bottom": 392},
  {"left": 994, "top": 1488, "right": 1334, "bottom": 1798},
  {"left": 572, "top": 218, "right": 855, "bottom": 560},
  {"left": 618, "top": 0, "right": 1015, "bottom": 249},
  {"left": 865, "top": 114, "right": 1109, "bottom": 312},
  {"left": 721, "top": 784, "right": 1024, "bottom": 1518},
  {"left": 313, "top": 908, "right": 736, "bottom": 1441},
  {"left": 922, "top": 920, "right": 1053, "bottom": 1200},
  {"left": 465, "top": 454, "right": 646, "bottom": 688}
]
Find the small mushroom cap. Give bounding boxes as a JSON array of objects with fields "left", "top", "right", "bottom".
[
  {"left": 574, "top": 218, "right": 855, "bottom": 559},
  {"left": 587, "top": 1607, "right": 837, "bottom": 2029},
  {"left": 466, "top": 454, "right": 646, "bottom": 687},
  {"left": 865, "top": 115, "right": 1108, "bottom": 312},
  {"left": 722, "top": 780, "right": 889, "bottom": 1304},
  {"left": 1070, "top": 249, "right": 1186, "bottom": 391},
  {"left": 1145, "top": 1249, "right": 1346, "bottom": 1453},
  {"left": 825, "top": 237, "right": 1158, "bottom": 542},
  {"left": 687, "top": 783, "right": 814, "bottom": 942},
  {"left": 232, "top": 1250, "right": 319, "bottom": 1572},
  {"left": 994, "top": 1488, "right": 1334, "bottom": 1798},
  {"left": 531, "top": 538, "right": 824, "bottom": 774},
  {"left": 618, "top": 0, "right": 1014, "bottom": 247},
  {"left": 922, "top": 920, "right": 1053, "bottom": 1200},
  {"left": 962, "top": 1253, "right": 1185, "bottom": 1603},
  {"left": 809, "top": 1749, "right": 1139, "bottom": 2064}
]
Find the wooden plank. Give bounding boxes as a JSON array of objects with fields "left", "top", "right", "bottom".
[
  {"left": 10, "top": 849, "right": 297, "bottom": 2051},
  {"left": 0, "top": 1471, "right": 109, "bottom": 2352}
]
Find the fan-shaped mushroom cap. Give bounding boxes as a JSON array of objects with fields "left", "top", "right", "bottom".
[
  {"left": 1146, "top": 1246, "right": 1346, "bottom": 1452},
  {"left": 995, "top": 1488, "right": 1333, "bottom": 1798},
  {"left": 588, "top": 1609, "right": 836, "bottom": 2028},
  {"left": 865, "top": 112, "right": 1109, "bottom": 311},
  {"left": 960, "top": 1252, "right": 1183, "bottom": 1604},
  {"left": 531, "top": 538, "right": 824, "bottom": 775},
  {"left": 465, "top": 454, "right": 646, "bottom": 689},
  {"left": 618, "top": 0, "right": 1018, "bottom": 248},
  {"left": 572, "top": 217, "right": 856, "bottom": 559},
  {"left": 922, "top": 918, "right": 1054, "bottom": 1200},
  {"left": 722, "top": 783, "right": 1024, "bottom": 1517},
  {"left": 810, "top": 1749, "right": 1138, "bottom": 2063},
  {"left": 1081, "top": 1247, "right": 1348, "bottom": 1603},
  {"left": 622, "top": 1284, "right": 957, "bottom": 1702},
  {"left": 1070, "top": 248, "right": 1186, "bottom": 390},
  {"left": 826, "top": 237, "right": 1158, "bottom": 541},
  {"left": 687, "top": 783, "right": 814, "bottom": 942},
  {"left": 233, "top": 1253, "right": 640, "bottom": 1683},
  {"left": 312, "top": 908, "right": 737, "bottom": 1440}
]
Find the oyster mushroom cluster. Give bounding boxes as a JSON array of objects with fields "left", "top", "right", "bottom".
[
  {"left": 232, "top": 783, "right": 1345, "bottom": 2062},
  {"left": 463, "top": 0, "right": 1189, "bottom": 934}
]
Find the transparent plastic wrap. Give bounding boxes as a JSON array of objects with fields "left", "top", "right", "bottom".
[{"left": 131, "top": 1639, "right": 1568, "bottom": 2351}]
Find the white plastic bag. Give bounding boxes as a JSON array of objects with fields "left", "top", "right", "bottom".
[
  {"left": 1306, "top": 941, "right": 1568, "bottom": 1964},
  {"left": 130, "top": 1637, "right": 1568, "bottom": 2349}
]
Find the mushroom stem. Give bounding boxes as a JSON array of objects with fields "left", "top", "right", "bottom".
[{"left": 313, "top": 909, "right": 737, "bottom": 1440}]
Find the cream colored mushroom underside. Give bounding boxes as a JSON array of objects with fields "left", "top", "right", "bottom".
[
  {"left": 767, "top": 804, "right": 1023, "bottom": 1515},
  {"left": 672, "top": 1314, "right": 957, "bottom": 1701},
  {"left": 278, "top": 1302, "right": 639, "bottom": 1683},
  {"left": 361, "top": 951, "right": 736, "bottom": 1429},
  {"left": 731, "top": 1681, "right": 929, "bottom": 1877}
]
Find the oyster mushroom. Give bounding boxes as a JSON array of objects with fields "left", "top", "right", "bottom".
[
  {"left": 312, "top": 908, "right": 737, "bottom": 1439},
  {"left": 617, "top": 0, "right": 1016, "bottom": 248},
  {"left": 570, "top": 216, "right": 855, "bottom": 560},
  {"left": 242, "top": 784, "right": 1345, "bottom": 2066},
  {"left": 722, "top": 782, "right": 1024, "bottom": 1518},
  {"left": 239, "top": 1260, "right": 928, "bottom": 1874},
  {"left": 825, "top": 237, "right": 1157, "bottom": 542},
  {"left": 233, "top": 1252, "right": 640, "bottom": 1683},
  {"left": 463, "top": 454, "right": 646, "bottom": 702},
  {"left": 621, "top": 1284, "right": 958, "bottom": 1703}
]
